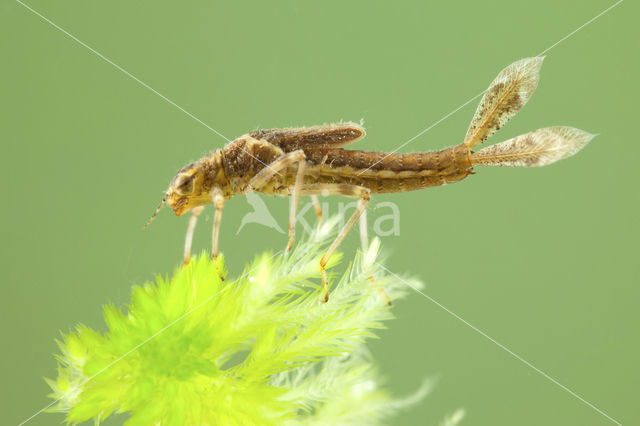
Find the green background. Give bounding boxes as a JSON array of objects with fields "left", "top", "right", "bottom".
[{"left": 1, "top": 0, "right": 637, "bottom": 424}]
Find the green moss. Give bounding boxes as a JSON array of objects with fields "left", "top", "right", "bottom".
[{"left": 47, "top": 219, "right": 431, "bottom": 425}]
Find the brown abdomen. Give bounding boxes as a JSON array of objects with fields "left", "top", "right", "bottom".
[{"left": 301, "top": 144, "right": 473, "bottom": 193}]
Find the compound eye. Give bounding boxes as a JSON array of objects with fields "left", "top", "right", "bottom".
[{"left": 174, "top": 175, "right": 194, "bottom": 195}]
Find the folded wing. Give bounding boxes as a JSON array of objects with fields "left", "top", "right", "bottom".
[{"left": 249, "top": 122, "right": 365, "bottom": 151}]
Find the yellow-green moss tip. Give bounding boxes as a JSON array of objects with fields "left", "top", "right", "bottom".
[{"left": 46, "top": 219, "right": 428, "bottom": 425}]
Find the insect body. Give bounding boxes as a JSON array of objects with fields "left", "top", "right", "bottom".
[{"left": 148, "top": 57, "right": 594, "bottom": 302}]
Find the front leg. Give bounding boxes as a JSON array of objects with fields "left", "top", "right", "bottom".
[
  {"left": 247, "top": 149, "right": 306, "bottom": 252},
  {"left": 183, "top": 206, "right": 204, "bottom": 266},
  {"left": 210, "top": 187, "right": 225, "bottom": 280}
]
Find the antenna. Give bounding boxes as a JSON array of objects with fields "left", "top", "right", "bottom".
[{"left": 144, "top": 196, "right": 166, "bottom": 229}]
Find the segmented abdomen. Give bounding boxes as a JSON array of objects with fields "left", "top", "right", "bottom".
[{"left": 300, "top": 145, "right": 473, "bottom": 193}]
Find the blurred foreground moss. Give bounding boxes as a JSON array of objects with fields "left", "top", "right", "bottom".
[{"left": 47, "top": 219, "right": 442, "bottom": 425}]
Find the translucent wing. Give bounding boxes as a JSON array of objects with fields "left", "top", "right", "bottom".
[
  {"left": 464, "top": 57, "right": 544, "bottom": 148},
  {"left": 470, "top": 126, "right": 595, "bottom": 167},
  {"left": 249, "top": 122, "right": 365, "bottom": 151}
]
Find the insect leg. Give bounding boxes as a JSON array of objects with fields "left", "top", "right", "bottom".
[
  {"left": 247, "top": 149, "right": 306, "bottom": 252},
  {"left": 358, "top": 204, "right": 388, "bottom": 306},
  {"left": 210, "top": 188, "right": 225, "bottom": 281},
  {"left": 359, "top": 207, "right": 368, "bottom": 251},
  {"left": 287, "top": 152, "right": 305, "bottom": 251},
  {"left": 184, "top": 206, "right": 204, "bottom": 266},
  {"left": 311, "top": 195, "right": 323, "bottom": 228},
  {"left": 299, "top": 184, "right": 370, "bottom": 303},
  {"left": 369, "top": 276, "right": 392, "bottom": 307}
]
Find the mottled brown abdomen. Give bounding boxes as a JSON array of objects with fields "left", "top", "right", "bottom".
[{"left": 299, "top": 144, "right": 473, "bottom": 193}]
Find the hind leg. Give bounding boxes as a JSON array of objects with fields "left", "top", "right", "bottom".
[
  {"left": 359, "top": 207, "right": 368, "bottom": 250},
  {"left": 368, "top": 276, "right": 391, "bottom": 307},
  {"left": 298, "top": 184, "right": 370, "bottom": 302},
  {"left": 359, "top": 206, "right": 390, "bottom": 306},
  {"left": 300, "top": 184, "right": 389, "bottom": 305}
]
